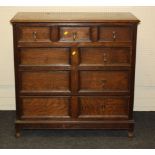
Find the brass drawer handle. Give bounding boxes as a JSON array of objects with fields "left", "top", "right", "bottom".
[
  {"left": 73, "top": 32, "right": 78, "bottom": 41},
  {"left": 112, "top": 31, "right": 116, "bottom": 41},
  {"left": 32, "top": 31, "right": 37, "bottom": 41}
]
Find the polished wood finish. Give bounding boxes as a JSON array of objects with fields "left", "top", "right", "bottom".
[
  {"left": 21, "top": 97, "right": 71, "bottom": 118},
  {"left": 78, "top": 96, "right": 129, "bottom": 118},
  {"left": 79, "top": 71, "right": 130, "bottom": 92},
  {"left": 79, "top": 47, "right": 131, "bottom": 66},
  {"left": 21, "top": 71, "right": 70, "bottom": 92},
  {"left": 60, "top": 27, "right": 91, "bottom": 42},
  {"left": 11, "top": 12, "right": 140, "bottom": 23},
  {"left": 11, "top": 12, "right": 140, "bottom": 137},
  {"left": 18, "top": 27, "right": 50, "bottom": 42},
  {"left": 20, "top": 48, "right": 70, "bottom": 65},
  {"left": 99, "top": 26, "right": 132, "bottom": 42}
]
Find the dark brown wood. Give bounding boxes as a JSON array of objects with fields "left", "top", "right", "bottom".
[
  {"left": 11, "top": 12, "right": 140, "bottom": 137},
  {"left": 59, "top": 26, "right": 91, "bottom": 42},
  {"left": 79, "top": 70, "right": 130, "bottom": 92},
  {"left": 15, "top": 119, "right": 135, "bottom": 129},
  {"left": 128, "top": 122, "right": 135, "bottom": 138},
  {"left": 21, "top": 97, "right": 71, "bottom": 118},
  {"left": 18, "top": 26, "right": 51, "bottom": 42},
  {"left": 17, "top": 41, "right": 132, "bottom": 47},
  {"left": 70, "top": 47, "right": 79, "bottom": 118},
  {"left": 20, "top": 48, "right": 70, "bottom": 65},
  {"left": 99, "top": 26, "right": 132, "bottom": 42},
  {"left": 11, "top": 12, "right": 140, "bottom": 23},
  {"left": 21, "top": 71, "right": 70, "bottom": 92},
  {"left": 78, "top": 96, "right": 129, "bottom": 118},
  {"left": 79, "top": 47, "right": 131, "bottom": 66},
  {"left": 129, "top": 23, "right": 138, "bottom": 120},
  {"left": 51, "top": 26, "right": 59, "bottom": 42},
  {"left": 15, "top": 125, "right": 21, "bottom": 138},
  {"left": 90, "top": 26, "right": 98, "bottom": 42}
]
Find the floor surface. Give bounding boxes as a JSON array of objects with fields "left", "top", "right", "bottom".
[{"left": 0, "top": 111, "right": 155, "bottom": 149}]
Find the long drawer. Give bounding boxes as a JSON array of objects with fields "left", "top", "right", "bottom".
[
  {"left": 19, "top": 96, "right": 129, "bottom": 120},
  {"left": 18, "top": 47, "right": 131, "bottom": 68}
]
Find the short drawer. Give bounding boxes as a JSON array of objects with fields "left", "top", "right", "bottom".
[
  {"left": 99, "top": 26, "right": 132, "bottom": 42},
  {"left": 78, "top": 96, "right": 129, "bottom": 118},
  {"left": 79, "top": 47, "right": 131, "bottom": 66},
  {"left": 59, "top": 27, "right": 91, "bottom": 42},
  {"left": 18, "top": 26, "right": 50, "bottom": 42},
  {"left": 20, "top": 48, "right": 70, "bottom": 65},
  {"left": 20, "top": 71, "right": 71, "bottom": 92},
  {"left": 20, "top": 96, "right": 71, "bottom": 119},
  {"left": 79, "top": 71, "right": 130, "bottom": 92}
]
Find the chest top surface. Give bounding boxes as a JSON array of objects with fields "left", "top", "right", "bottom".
[{"left": 11, "top": 12, "right": 140, "bottom": 23}]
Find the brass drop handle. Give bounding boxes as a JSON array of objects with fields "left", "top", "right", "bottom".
[
  {"left": 32, "top": 31, "right": 37, "bottom": 41},
  {"left": 112, "top": 31, "right": 116, "bottom": 41},
  {"left": 73, "top": 32, "right": 78, "bottom": 41}
]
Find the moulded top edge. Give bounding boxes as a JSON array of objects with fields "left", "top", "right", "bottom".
[{"left": 10, "top": 12, "right": 140, "bottom": 23}]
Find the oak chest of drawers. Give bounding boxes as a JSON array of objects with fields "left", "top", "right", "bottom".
[{"left": 11, "top": 12, "right": 140, "bottom": 137}]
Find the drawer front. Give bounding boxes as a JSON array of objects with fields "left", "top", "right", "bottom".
[
  {"left": 79, "top": 47, "right": 131, "bottom": 66},
  {"left": 21, "top": 71, "right": 70, "bottom": 92},
  {"left": 79, "top": 71, "right": 130, "bottom": 92},
  {"left": 21, "top": 97, "right": 71, "bottom": 118},
  {"left": 99, "top": 26, "right": 132, "bottom": 42},
  {"left": 20, "top": 48, "right": 70, "bottom": 65},
  {"left": 59, "top": 27, "right": 90, "bottom": 42},
  {"left": 78, "top": 96, "right": 129, "bottom": 118},
  {"left": 18, "top": 27, "right": 50, "bottom": 42}
]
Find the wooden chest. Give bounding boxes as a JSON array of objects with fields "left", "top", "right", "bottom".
[{"left": 11, "top": 12, "right": 140, "bottom": 137}]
